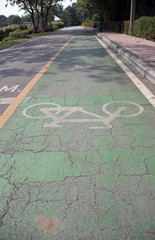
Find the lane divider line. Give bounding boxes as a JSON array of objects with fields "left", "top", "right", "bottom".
[
  {"left": 95, "top": 35, "right": 155, "bottom": 108},
  {"left": 0, "top": 34, "right": 76, "bottom": 130}
]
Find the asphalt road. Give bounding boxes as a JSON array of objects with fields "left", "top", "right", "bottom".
[
  {"left": 0, "top": 27, "right": 77, "bottom": 114},
  {"left": 0, "top": 27, "right": 155, "bottom": 240}
]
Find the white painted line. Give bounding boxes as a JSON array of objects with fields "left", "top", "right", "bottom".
[
  {"left": 95, "top": 35, "right": 155, "bottom": 108},
  {"left": 0, "top": 98, "right": 16, "bottom": 105},
  {"left": 0, "top": 97, "right": 31, "bottom": 105}
]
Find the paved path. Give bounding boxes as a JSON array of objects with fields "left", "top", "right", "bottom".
[
  {"left": 0, "top": 28, "right": 75, "bottom": 114},
  {"left": 0, "top": 27, "right": 155, "bottom": 240}
]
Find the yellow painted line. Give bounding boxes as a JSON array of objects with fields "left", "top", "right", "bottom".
[{"left": 0, "top": 34, "right": 76, "bottom": 130}]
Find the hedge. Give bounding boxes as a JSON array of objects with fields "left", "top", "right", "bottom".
[
  {"left": 124, "top": 16, "right": 155, "bottom": 41},
  {"left": 3, "top": 24, "right": 20, "bottom": 38},
  {"left": 134, "top": 16, "right": 155, "bottom": 41},
  {"left": 81, "top": 21, "right": 93, "bottom": 27},
  {"left": 51, "top": 21, "right": 65, "bottom": 30},
  {"left": 0, "top": 24, "right": 29, "bottom": 41},
  {"left": 8, "top": 29, "right": 29, "bottom": 40}
]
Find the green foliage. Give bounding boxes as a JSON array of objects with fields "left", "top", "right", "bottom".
[
  {"left": 7, "top": 29, "right": 29, "bottom": 40},
  {"left": 60, "top": 3, "right": 82, "bottom": 26},
  {"left": 21, "top": 14, "right": 31, "bottom": 23},
  {"left": 124, "top": 21, "right": 130, "bottom": 35},
  {"left": 6, "top": 0, "right": 63, "bottom": 33},
  {"left": 81, "top": 21, "right": 93, "bottom": 27},
  {"left": 7, "top": 15, "right": 21, "bottom": 25},
  {"left": 92, "top": 14, "right": 100, "bottom": 22},
  {"left": 135, "top": 17, "right": 155, "bottom": 41},
  {"left": 51, "top": 21, "right": 65, "bottom": 30},
  {"left": 44, "top": 26, "right": 53, "bottom": 32},
  {"left": 19, "top": 24, "right": 28, "bottom": 31},
  {"left": 0, "top": 24, "right": 29, "bottom": 42},
  {"left": 77, "top": 0, "right": 155, "bottom": 22},
  {"left": 0, "top": 28, "right": 4, "bottom": 41},
  {"left": 124, "top": 17, "right": 155, "bottom": 41},
  {"left": 85, "top": 17, "right": 91, "bottom": 22},
  {"left": 3, "top": 24, "right": 20, "bottom": 37},
  {"left": 0, "top": 15, "right": 8, "bottom": 27},
  {"left": 77, "top": 0, "right": 130, "bottom": 21},
  {"left": 76, "top": 0, "right": 97, "bottom": 21}
]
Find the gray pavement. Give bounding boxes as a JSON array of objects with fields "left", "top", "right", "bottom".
[
  {"left": 0, "top": 28, "right": 75, "bottom": 114},
  {"left": 96, "top": 31, "right": 155, "bottom": 84}
]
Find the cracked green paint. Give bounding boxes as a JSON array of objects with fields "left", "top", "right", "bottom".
[{"left": 0, "top": 28, "right": 155, "bottom": 240}]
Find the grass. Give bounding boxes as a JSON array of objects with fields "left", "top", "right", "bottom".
[{"left": 0, "top": 32, "right": 51, "bottom": 51}]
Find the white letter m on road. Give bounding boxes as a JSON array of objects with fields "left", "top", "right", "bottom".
[{"left": 0, "top": 85, "right": 19, "bottom": 93}]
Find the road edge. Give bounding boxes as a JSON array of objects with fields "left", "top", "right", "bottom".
[
  {"left": 96, "top": 32, "right": 155, "bottom": 85},
  {"left": 95, "top": 35, "right": 155, "bottom": 108}
]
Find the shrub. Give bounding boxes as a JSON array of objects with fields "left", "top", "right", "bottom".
[
  {"left": 52, "top": 21, "right": 65, "bottom": 30},
  {"left": 19, "top": 24, "right": 28, "bottom": 31},
  {"left": 28, "top": 29, "right": 32, "bottom": 34},
  {"left": 124, "top": 17, "right": 155, "bottom": 41},
  {"left": 135, "top": 16, "right": 155, "bottom": 41},
  {"left": 81, "top": 20, "right": 93, "bottom": 28},
  {"left": 3, "top": 24, "right": 20, "bottom": 37},
  {"left": 0, "top": 28, "right": 4, "bottom": 41},
  {"left": 92, "top": 14, "right": 100, "bottom": 22},
  {"left": 45, "top": 26, "right": 53, "bottom": 32},
  {"left": 124, "top": 21, "right": 130, "bottom": 34},
  {"left": 8, "top": 29, "right": 29, "bottom": 39}
]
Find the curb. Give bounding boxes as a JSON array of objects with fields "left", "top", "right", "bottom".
[{"left": 96, "top": 32, "right": 155, "bottom": 85}]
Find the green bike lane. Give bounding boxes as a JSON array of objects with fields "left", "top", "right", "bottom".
[{"left": 0, "top": 28, "right": 155, "bottom": 239}]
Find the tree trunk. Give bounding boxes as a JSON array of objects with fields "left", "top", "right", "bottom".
[
  {"left": 31, "top": 11, "right": 38, "bottom": 33},
  {"left": 45, "top": 7, "right": 50, "bottom": 27},
  {"left": 40, "top": 4, "right": 45, "bottom": 30}
]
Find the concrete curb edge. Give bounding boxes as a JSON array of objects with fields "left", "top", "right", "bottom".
[{"left": 96, "top": 32, "right": 155, "bottom": 85}]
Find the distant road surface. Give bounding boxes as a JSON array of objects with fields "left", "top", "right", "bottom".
[{"left": 0, "top": 27, "right": 77, "bottom": 114}]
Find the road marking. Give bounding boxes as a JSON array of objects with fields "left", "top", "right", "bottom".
[
  {"left": 0, "top": 98, "right": 16, "bottom": 105},
  {"left": 23, "top": 101, "right": 144, "bottom": 129},
  {"left": 0, "top": 85, "right": 19, "bottom": 93},
  {"left": 95, "top": 35, "right": 155, "bottom": 108},
  {"left": 0, "top": 97, "right": 31, "bottom": 105},
  {"left": 0, "top": 34, "right": 76, "bottom": 130},
  {"left": 74, "top": 65, "right": 95, "bottom": 70}
]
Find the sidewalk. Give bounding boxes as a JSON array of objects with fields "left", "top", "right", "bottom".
[{"left": 96, "top": 31, "right": 155, "bottom": 84}]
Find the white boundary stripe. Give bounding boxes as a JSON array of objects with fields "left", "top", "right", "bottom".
[
  {"left": 0, "top": 98, "right": 16, "bottom": 105},
  {"left": 0, "top": 97, "right": 31, "bottom": 105},
  {"left": 95, "top": 35, "right": 155, "bottom": 108}
]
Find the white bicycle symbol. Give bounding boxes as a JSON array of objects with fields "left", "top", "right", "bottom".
[{"left": 23, "top": 101, "right": 144, "bottom": 129}]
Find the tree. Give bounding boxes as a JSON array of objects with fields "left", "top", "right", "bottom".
[
  {"left": 60, "top": 3, "right": 82, "bottom": 26},
  {"left": 7, "top": 15, "right": 22, "bottom": 25},
  {"left": 6, "top": 0, "right": 40, "bottom": 32},
  {"left": 38, "top": 0, "right": 62, "bottom": 29},
  {"left": 76, "top": 0, "right": 96, "bottom": 21},
  {"left": 137, "top": 0, "right": 155, "bottom": 17},
  {"left": 21, "top": 14, "right": 32, "bottom": 23},
  {"left": 77, "top": 0, "right": 155, "bottom": 22},
  {"left": 0, "top": 15, "right": 8, "bottom": 27},
  {"left": 6, "top": 0, "right": 63, "bottom": 32},
  {"left": 77, "top": 0, "right": 131, "bottom": 21}
]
